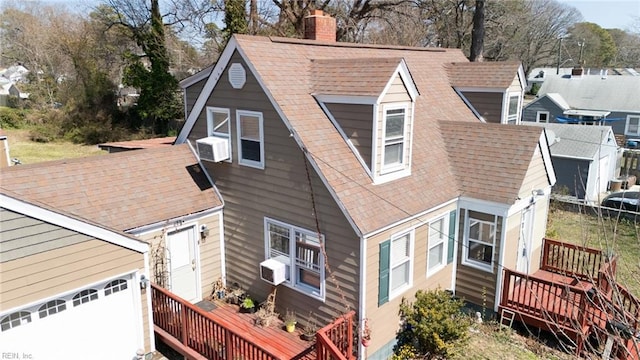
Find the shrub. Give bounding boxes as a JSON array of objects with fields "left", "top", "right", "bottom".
[
  {"left": 0, "top": 107, "right": 27, "bottom": 128},
  {"left": 394, "top": 289, "right": 470, "bottom": 359}
]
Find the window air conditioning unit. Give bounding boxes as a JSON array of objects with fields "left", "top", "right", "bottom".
[
  {"left": 259, "top": 259, "right": 286, "bottom": 286},
  {"left": 196, "top": 136, "right": 230, "bottom": 162}
]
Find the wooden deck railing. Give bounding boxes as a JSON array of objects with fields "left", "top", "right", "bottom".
[
  {"left": 316, "top": 311, "right": 355, "bottom": 360},
  {"left": 151, "top": 283, "right": 279, "bottom": 360},
  {"left": 541, "top": 238, "right": 607, "bottom": 281},
  {"left": 501, "top": 268, "right": 591, "bottom": 332}
]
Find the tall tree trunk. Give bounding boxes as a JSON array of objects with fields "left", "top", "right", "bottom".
[
  {"left": 469, "top": 0, "right": 485, "bottom": 61},
  {"left": 250, "top": 0, "right": 258, "bottom": 34}
]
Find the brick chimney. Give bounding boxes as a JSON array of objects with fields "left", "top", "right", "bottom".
[{"left": 304, "top": 10, "right": 336, "bottom": 42}]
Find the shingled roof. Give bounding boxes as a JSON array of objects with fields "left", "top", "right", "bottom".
[
  {"left": 440, "top": 121, "right": 544, "bottom": 204},
  {"left": 179, "top": 35, "right": 549, "bottom": 235},
  {"left": 0, "top": 144, "right": 222, "bottom": 231},
  {"left": 446, "top": 61, "right": 522, "bottom": 88}
]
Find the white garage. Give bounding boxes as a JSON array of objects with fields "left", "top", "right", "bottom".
[
  {"left": 0, "top": 274, "right": 144, "bottom": 360},
  {"left": 0, "top": 194, "right": 153, "bottom": 360}
]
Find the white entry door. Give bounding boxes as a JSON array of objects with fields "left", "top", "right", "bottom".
[
  {"left": 167, "top": 226, "right": 199, "bottom": 302},
  {"left": 517, "top": 205, "right": 534, "bottom": 274}
]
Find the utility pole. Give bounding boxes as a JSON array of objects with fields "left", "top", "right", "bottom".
[
  {"left": 578, "top": 39, "right": 585, "bottom": 65},
  {"left": 556, "top": 36, "right": 563, "bottom": 75}
]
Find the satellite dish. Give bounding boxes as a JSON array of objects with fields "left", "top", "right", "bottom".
[{"left": 545, "top": 129, "right": 559, "bottom": 145}]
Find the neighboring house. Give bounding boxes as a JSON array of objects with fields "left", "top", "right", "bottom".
[
  {"left": 0, "top": 82, "right": 20, "bottom": 107},
  {"left": 0, "top": 145, "right": 225, "bottom": 348},
  {"left": 527, "top": 123, "right": 620, "bottom": 202},
  {"left": 0, "top": 65, "right": 29, "bottom": 83},
  {"left": 0, "top": 192, "right": 151, "bottom": 359},
  {"left": 177, "top": 10, "right": 555, "bottom": 359},
  {"left": 447, "top": 61, "right": 526, "bottom": 124},
  {"left": 98, "top": 136, "right": 176, "bottom": 153},
  {"left": 522, "top": 70, "right": 640, "bottom": 138}
]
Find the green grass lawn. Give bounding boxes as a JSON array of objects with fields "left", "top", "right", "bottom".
[
  {"left": 546, "top": 203, "right": 640, "bottom": 297},
  {"left": 5, "top": 128, "right": 105, "bottom": 165}
]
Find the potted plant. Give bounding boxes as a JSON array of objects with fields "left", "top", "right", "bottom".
[
  {"left": 361, "top": 318, "right": 371, "bottom": 347},
  {"left": 284, "top": 310, "right": 297, "bottom": 333},
  {"left": 213, "top": 278, "right": 226, "bottom": 300},
  {"left": 301, "top": 312, "right": 318, "bottom": 341},
  {"left": 240, "top": 297, "right": 255, "bottom": 313},
  {"left": 227, "top": 287, "right": 245, "bottom": 305}
]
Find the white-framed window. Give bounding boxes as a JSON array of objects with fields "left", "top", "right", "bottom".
[
  {"left": 72, "top": 289, "right": 98, "bottom": 307},
  {"left": 427, "top": 216, "right": 448, "bottom": 276},
  {"left": 381, "top": 105, "right": 408, "bottom": 172},
  {"left": 206, "top": 107, "right": 232, "bottom": 162},
  {"left": 1, "top": 311, "right": 31, "bottom": 332},
  {"left": 536, "top": 111, "right": 549, "bottom": 123},
  {"left": 104, "top": 279, "right": 128, "bottom": 296},
  {"left": 389, "top": 230, "right": 413, "bottom": 297},
  {"left": 506, "top": 94, "right": 520, "bottom": 124},
  {"left": 625, "top": 115, "right": 640, "bottom": 136},
  {"left": 463, "top": 213, "right": 497, "bottom": 272},
  {"left": 236, "top": 110, "right": 264, "bottom": 169},
  {"left": 38, "top": 299, "right": 67, "bottom": 319},
  {"left": 265, "top": 218, "right": 325, "bottom": 300}
]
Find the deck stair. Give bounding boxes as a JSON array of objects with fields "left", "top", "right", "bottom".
[{"left": 499, "top": 238, "right": 639, "bottom": 359}]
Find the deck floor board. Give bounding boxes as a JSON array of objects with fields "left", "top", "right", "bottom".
[{"left": 205, "top": 300, "right": 316, "bottom": 359}]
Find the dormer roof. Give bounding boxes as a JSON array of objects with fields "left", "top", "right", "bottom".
[
  {"left": 312, "top": 57, "right": 418, "bottom": 101},
  {"left": 447, "top": 61, "right": 523, "bottom": 89}
]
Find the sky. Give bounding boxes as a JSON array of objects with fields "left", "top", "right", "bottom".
[
  {"left": 558, "top": 0, "right": 640, "bottom": 30},
  {"left": 34, "top": 0, "right": 640, "bottom": 31}
]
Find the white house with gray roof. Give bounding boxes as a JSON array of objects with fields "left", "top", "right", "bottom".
[
  {"left": 527, "top": 123, "right": 620, "bottom": 202},
  {"left": 523, "top": 73, "right": 640, "bottom": 139}
]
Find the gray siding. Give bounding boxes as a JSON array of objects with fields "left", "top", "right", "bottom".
[
  {"left": 552, "top": 157, "right": 590, "bottom": 199},
  {"left": 523, "top": 96, "right": 565, "bottom": 123},
  {"left": 1, "top": 208, "right": 90, "bottom": 262},
  {"left": 187, "top": 52, "right": 360, "bottom": 324},
  {"left": 461, "top": 91, "right": 503, "bottom": 123},
  {"left": 523, "top": 97, "right": 633, "bottom": 135},
  {"left": 324, "top": 103, "right": 373, "bottom": 169},
  {"left": 185, "top": 78, "right": 207, "bottom": 117}
]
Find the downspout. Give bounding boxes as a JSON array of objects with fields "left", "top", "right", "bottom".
[{"left": 358, "top": 234, "right": 366, "bottom": 359}]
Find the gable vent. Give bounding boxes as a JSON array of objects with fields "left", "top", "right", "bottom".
[{"left": 228, "top": 63, "right": 246, "bottom": 89}]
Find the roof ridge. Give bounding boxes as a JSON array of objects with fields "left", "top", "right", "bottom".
[{"left": 267, "top": 36, "right": 449, "bottom": 52}]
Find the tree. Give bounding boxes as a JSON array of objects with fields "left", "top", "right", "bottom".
[
  {"left": 222, "top": 0, "right": 248, "bottom": 42},
  {"left": 482, "top": 0, "right": 581, "bottom": 75},
  {"left": 566, "top": 22, "right": 617, "bottom": 67},
  {"left": 394, "top": 289, "right": 470, "bottom": 359},
  {"left": 468, "top": 0, "right": 484, "bottom": 61},
  {"left": 98, "top": 0, "right": 216, "bottom": 135}
]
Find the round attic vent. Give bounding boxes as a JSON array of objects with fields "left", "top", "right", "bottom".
[{"left": 228, "top": 63, "right": 246, "bottom": 89}]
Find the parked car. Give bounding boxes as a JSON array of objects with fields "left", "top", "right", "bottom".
[{"left": 602, "top": 191, "right": 640, "bottom": 212}]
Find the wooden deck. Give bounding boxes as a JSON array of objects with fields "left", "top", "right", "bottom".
[
  {"left": 151, "top": 284, "right": 355, "bottom": 360},
  {"left": 200, "top": 300, "right": 316, "bottom": 359},
  {"left": 500, "top": 238, "right": 640, "bottom": 359}
]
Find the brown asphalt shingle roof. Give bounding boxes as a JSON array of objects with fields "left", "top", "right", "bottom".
[
  {"left": 232, "top": 36, "right": 531, "bottom": 235},
  {"left": 446, "top": 61, "right": 521, "bottom": 88},
  {"left": 312, "top": 57, "right": 404, "bottom": 97},
  {"left": 0, "top": 144, "right": 221, "bottom": 231},
  {"left": 98, "top": 136, "right": 176, "bottom": 151},
  {"left": 439, "top": 121, "right": 542, "bottom": 204}
]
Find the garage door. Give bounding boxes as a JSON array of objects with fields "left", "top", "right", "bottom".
[{"left": 0, "top": 274, "right": 142, "bottom": 360}]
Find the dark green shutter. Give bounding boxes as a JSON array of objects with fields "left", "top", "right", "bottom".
[
  {"left": 447, "top": 210, "right": 457, "bottom": 264},
  {"left": 378, "top": 240, "right": 390, "bottom": 306}
]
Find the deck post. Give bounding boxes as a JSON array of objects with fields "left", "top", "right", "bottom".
[{"left": 181, "top": 303, "right": 188, "bottom": 347}]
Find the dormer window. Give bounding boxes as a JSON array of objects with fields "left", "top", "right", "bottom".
[
  {"left": 311, "top": 57, "right": 418, "bottom": 183},
  {"left": 382, "top": 106, "right": 407, "bottom": 172}
]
